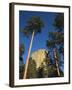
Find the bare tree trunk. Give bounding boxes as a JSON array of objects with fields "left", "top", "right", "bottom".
[
  {"left": 23, "top": 31, "right": 35, "bottom": 79},
  {"left": 54, "top": 48, "right": 60, "bottom": 77}
]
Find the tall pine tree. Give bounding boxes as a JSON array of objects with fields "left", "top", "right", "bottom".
[{"left": 46, "top": 13, "right": 64, "bottom": 77}]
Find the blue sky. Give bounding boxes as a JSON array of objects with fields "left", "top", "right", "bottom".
[
  {"left": 19, "top": 10, "right": 58, "bottom": 64},
  {"left": 19, "top": 10, "right": 64, "bottom": 72}
]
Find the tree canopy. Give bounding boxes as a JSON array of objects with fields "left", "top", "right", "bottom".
[
  {"left": 46, "top": 13, "right": 64, "bottom": 53},
  {"left": 19, "top": 43, "right": 25, "bottom": 56},
  {"left": 22, "top": 16, "right": 44, "bottom": 37}
]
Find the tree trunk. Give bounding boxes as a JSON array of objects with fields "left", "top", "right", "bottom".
[
  {"left": 54, "top": 48, "right": 60, "bottom": 77},
  {"left": 23, "top": 31, "right": 35, "bottom": 79}
]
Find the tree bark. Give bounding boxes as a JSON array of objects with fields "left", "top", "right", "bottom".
[
  {"left": 23, "top": 31, "right": 35, "bottom": 79},
  {"left": 54, "top": 48, "right": 60, "bottom": 77}
]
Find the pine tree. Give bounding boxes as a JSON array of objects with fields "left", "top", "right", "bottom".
[
  {"left": 46, "top": 13, "right": 64, "bottom": 77},
  {"left": 22, "top": 16, "right": 44, "bottom": 79},
  {"left": 19, "top": 44, "right": 25, "bottom": 79}
]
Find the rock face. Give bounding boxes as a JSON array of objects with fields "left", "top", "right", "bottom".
[{"left": 31, "top": 49, "right": 48, "bottom": 68}]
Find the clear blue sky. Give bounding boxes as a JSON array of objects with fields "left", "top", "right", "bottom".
[
  {"left": 19, "top": 10, "right": 64, "bottom": 72},
  {"left": 19, "top": 10, "right": 58, "bottom": 63}
]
